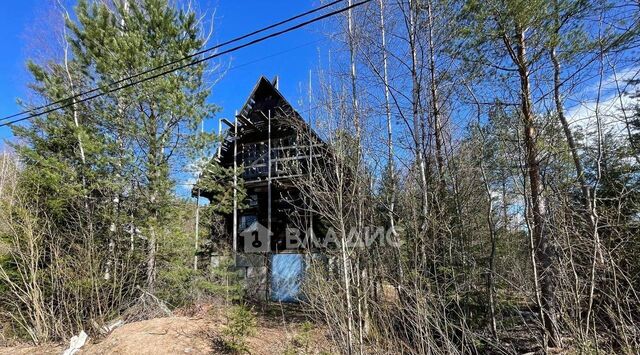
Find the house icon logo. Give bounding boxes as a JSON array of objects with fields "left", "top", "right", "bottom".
[{"left": 240, "top": 221, "right": 272, "bottom": 253}]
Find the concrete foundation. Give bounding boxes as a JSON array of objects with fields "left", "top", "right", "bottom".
[{"left": 235, "top": 253, "right": 269, "bottom": 301}]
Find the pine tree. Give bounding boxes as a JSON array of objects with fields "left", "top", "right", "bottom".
[
  {"left": 6, "top": 0, "right": 217, "bottom": 336},
  {"left": 459, "top": 0, "right": 561, "bottom": 346},
  {"left": 65, "top": 0, "right": 218, "bottom": 291}
]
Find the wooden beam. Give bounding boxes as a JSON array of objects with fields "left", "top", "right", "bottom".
[
  {"left": 237, "top": 114, "right": 257, "bottom": 130},
  {"left": 194, "top": 189, "right": 200, "bottom": 271},
  {"left": 221, "top": 118, "right": 234, "bottom": 128},
  {"left": 233, "top": 112, "right": 238, "bottom": 255},
  {"left": 267, "top": 109, "right": 272, "bottom": 234},
  {"left": 217, "top": 119, "right": 223, "bottom": 158}
]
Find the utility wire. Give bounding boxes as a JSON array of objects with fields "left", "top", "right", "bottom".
[
  {"left": 1, "top": 0, "right": 371, "bottom": 128},
  {"left": 0, "top": 0, "right": 345, "bottom": 124}
]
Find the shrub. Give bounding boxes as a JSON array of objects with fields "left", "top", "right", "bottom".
[{"left": 220, "top": 305, "right": 256, "bottom": 354}]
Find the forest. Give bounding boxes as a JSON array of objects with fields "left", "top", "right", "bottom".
[{"left": 0, "top": 0, "right": 639, "bottom": 354}]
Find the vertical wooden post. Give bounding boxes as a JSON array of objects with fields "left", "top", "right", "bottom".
[
  {"left": 194, "top": 188, "right": 200, "bottom": 270},
  {"left": 217, "top": 118, "right": 223, "bottom": 158},
  {"left": 267, "top": 110, "right": 272, "bottom": 234},
  {"left": 214, "top": 118, "right": 223, "bottom": 268},
  {"left": 268, "top": 110, "right": 273, "bottom": 301},
  {"left": 233, "top": 111, "right": 238, "bottom": 255}
]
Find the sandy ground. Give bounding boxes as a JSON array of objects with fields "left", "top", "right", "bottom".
[
  {"left": 82, "top": 316, "right": 212, "bottom": 354},
  {"left": 0, "top": 303, "right": 331, "bottom": 355}
]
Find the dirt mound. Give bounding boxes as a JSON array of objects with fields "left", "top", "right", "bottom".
[
  {"left": 83, "top": 316, "right": 212, "bottom": 354},
  {"left": 0, "top": 317, "right": 214, "bottom": 355},
  {"left": 0, "top": 303, "right": 331, "bottom": 355}
]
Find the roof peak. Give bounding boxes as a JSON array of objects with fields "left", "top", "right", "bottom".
[{"left": 238, "top": 75, "right": 291, "bottom": 118}]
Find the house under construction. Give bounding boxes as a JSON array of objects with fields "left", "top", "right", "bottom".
[{"left": 198, "top": 76, "right": 323, "bottom": 301}]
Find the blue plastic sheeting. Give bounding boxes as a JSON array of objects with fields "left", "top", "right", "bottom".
[{"left": 270, "top": 253, "right": 304, "bottom": 302}]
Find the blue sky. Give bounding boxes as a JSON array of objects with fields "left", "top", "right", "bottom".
[
  {"left": 0, "top": 0, "right": 328, "bottom": 150},
  {"left": 0, "top": 0, "right": 39, "bottom": 149}
]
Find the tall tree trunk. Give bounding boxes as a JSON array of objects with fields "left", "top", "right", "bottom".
[
  {"left": 408, "top": 0, "right": 429, "bottom": 239},
  {"left": 59, "top": 3, "right": 86, "bottom": 168},
  {"left": 347, "top": 1, "right": 369, "bottom": 343},
  {"left": 515, "top": 29, "right": 559, "bottom": 348},
  {"left": 337, "top": 160, "right": 354, "bottom": 354},
  {"left": 347, "top": 0, "right": 360, "bottom": 147},
  {"left": 549, "top": 1, "right": 603, "bottom": 264},
  {"left": 425, "top": 0, "right": 449, "bottom": 273},
  {"left": 470, "top": 86, "right": 499, "bottom": 341},
  {"left": 481, "top": 156, "right": 499, "bottom": 342},
  {"left": 146, "top": 111, "right": 160, "bottom": 293},
  {"left": 378, "top": 0, "right": 396, "bottom": 236},
  {"left": 426, "top": 0, "right": 446, "bottom": 196},
  {"left": 147, "top": 225, "right": 157, "bottom": 292}
]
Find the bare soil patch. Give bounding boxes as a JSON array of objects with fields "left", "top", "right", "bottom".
[{"left": 0, "top": 302, "right": 331, "bottom": 355}]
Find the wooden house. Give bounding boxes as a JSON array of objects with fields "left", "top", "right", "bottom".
[{"left": 197, "top": 76, "right": 323, "bottom": 301}]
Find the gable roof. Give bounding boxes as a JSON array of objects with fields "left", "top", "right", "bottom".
[
  {"left": 237, "top": 75, "right": 303, "bottom": 127},
  {"left": 216, "top": 76, "right": 323, "bottom": 163},
  {"left": 195, "top": 76, "right": 326, "bottom": 198}
]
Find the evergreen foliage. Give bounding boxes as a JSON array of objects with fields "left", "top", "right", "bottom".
[{"left": 1, "top": 0, "right": 219, "bottom": 341}]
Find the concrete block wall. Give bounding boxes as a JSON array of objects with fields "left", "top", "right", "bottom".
[{"left": 235, "top": 253, "right": 270, "bottom": 301}]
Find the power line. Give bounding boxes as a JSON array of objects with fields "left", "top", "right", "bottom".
[
  {"left": 0, "top": 0, "right": 345, "bottom": 124},
  {"left": 1, "top": 0, "right": 371, "bottom": 128},
  {"left": 225, "top": 37, "right": 329, "bottom": 73}
]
